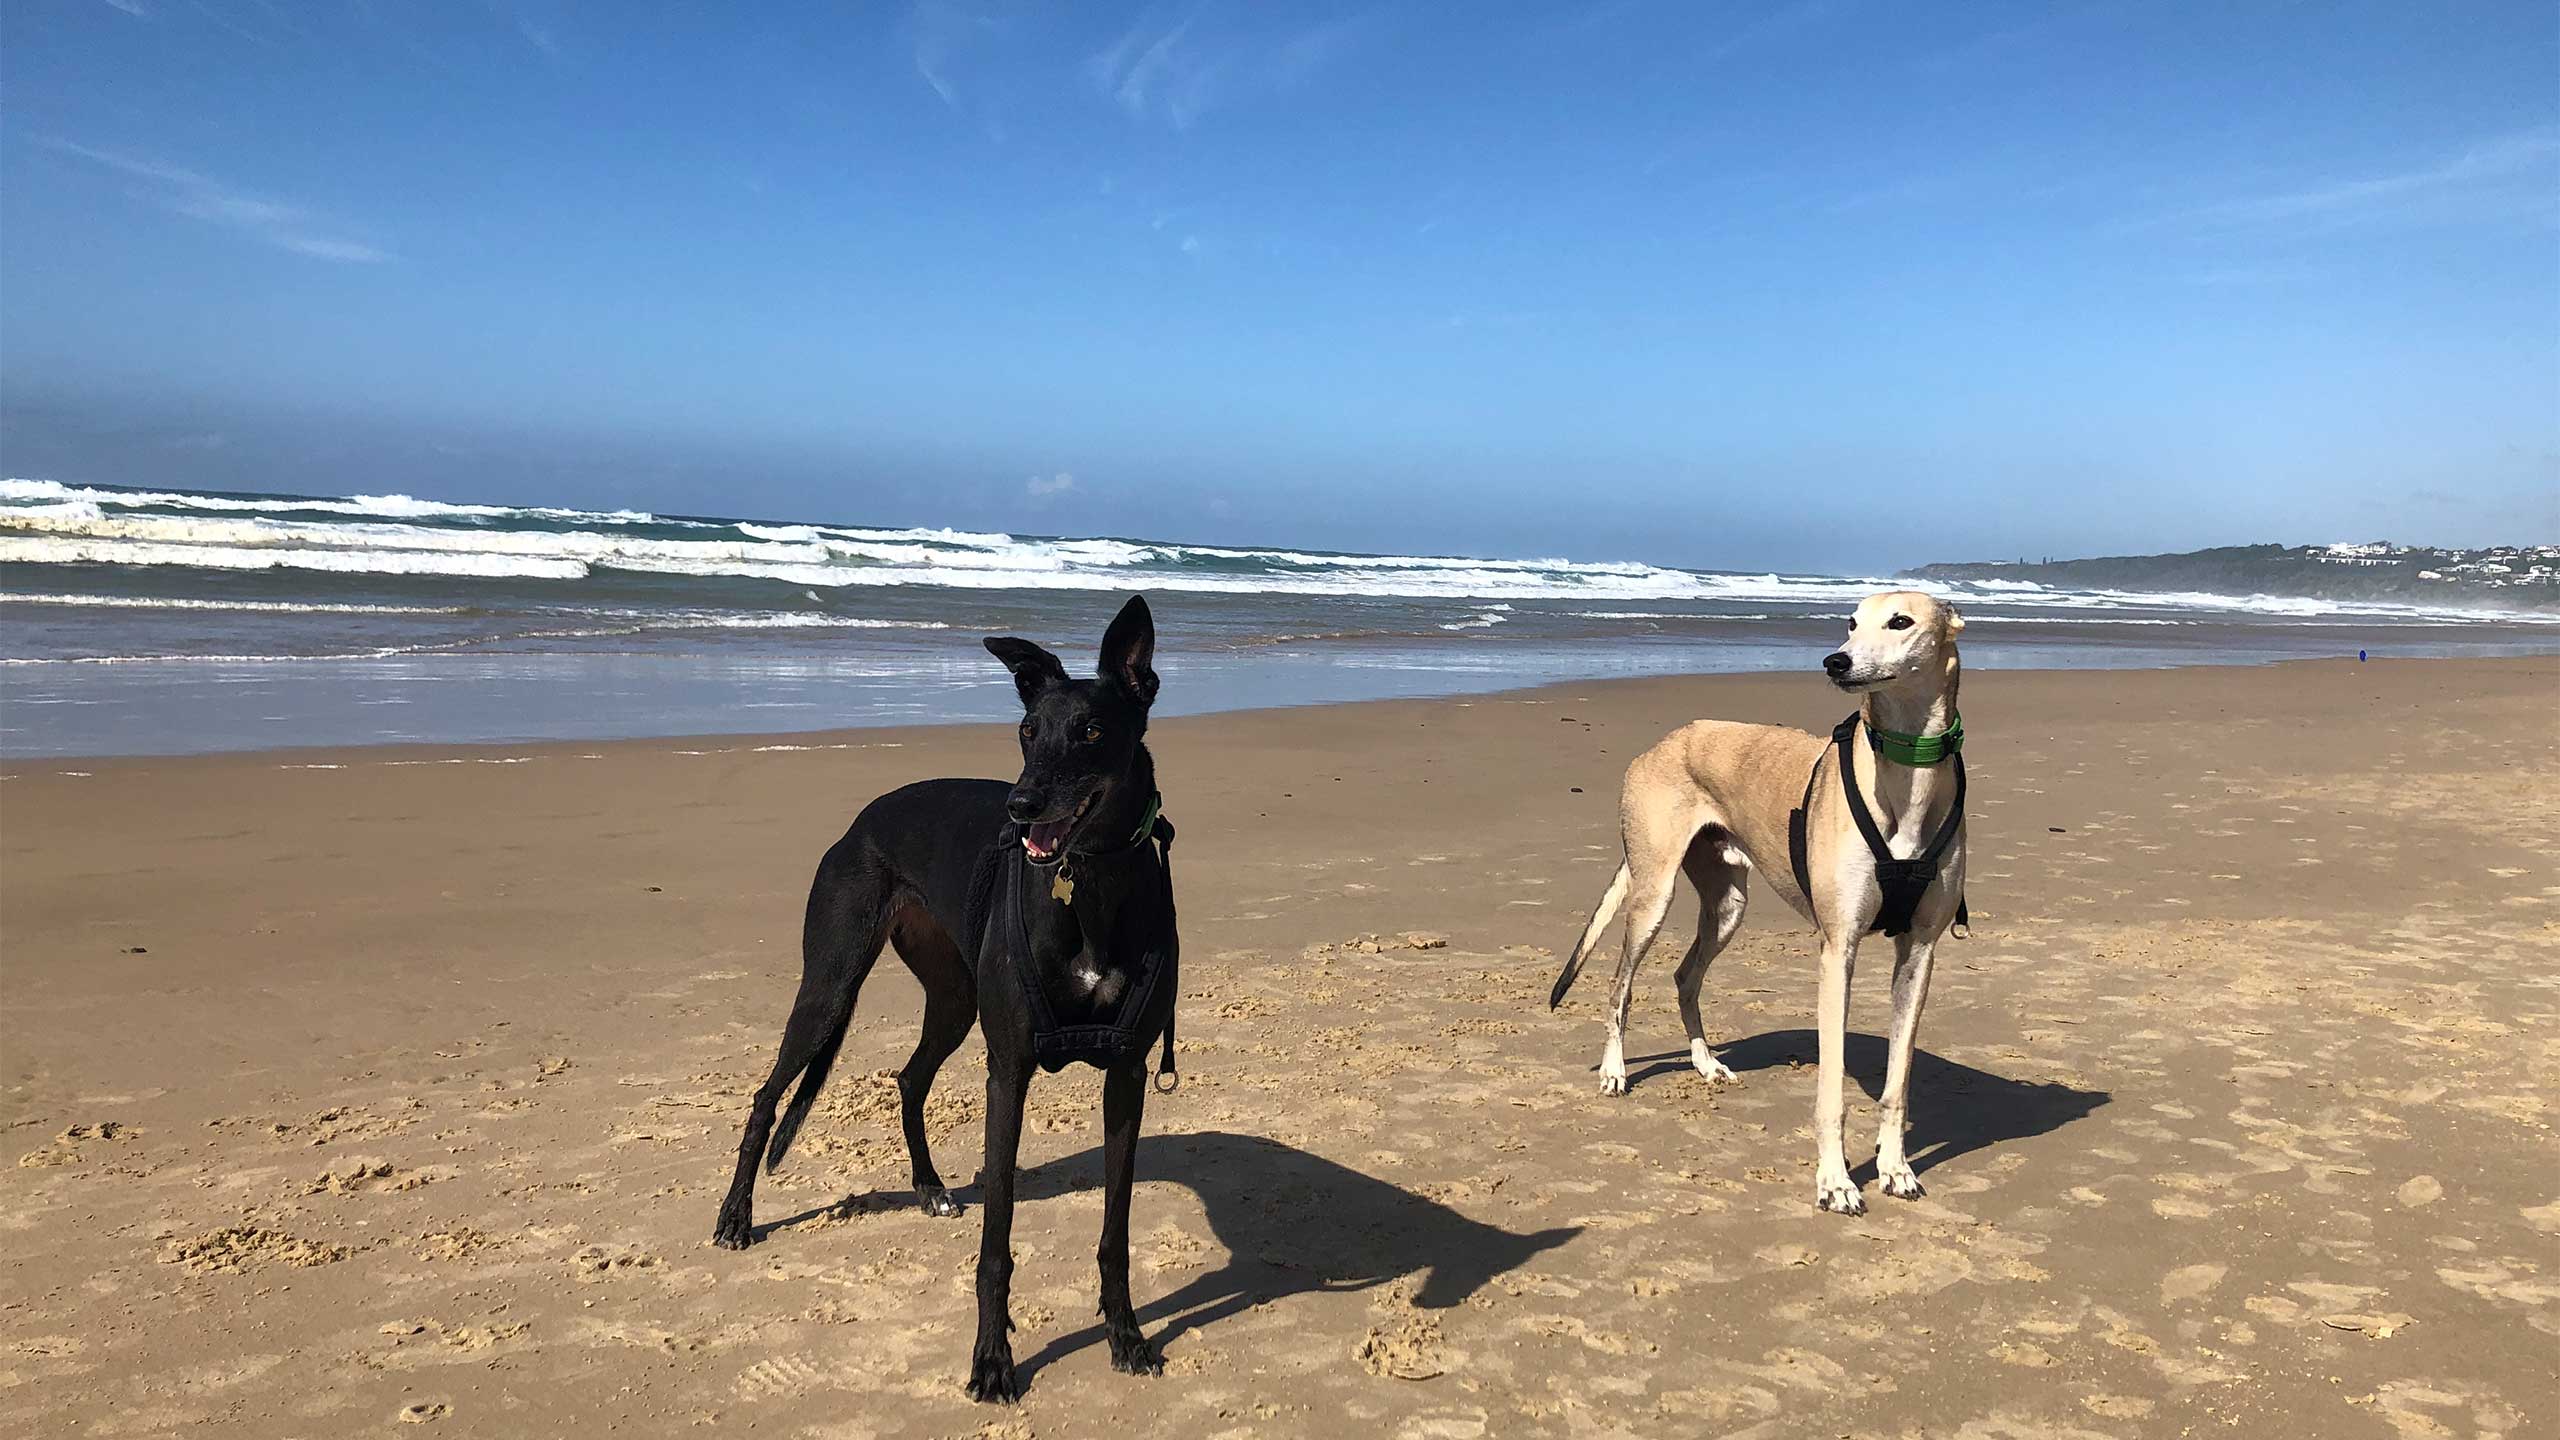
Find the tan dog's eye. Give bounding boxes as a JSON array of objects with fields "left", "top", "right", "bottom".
[
  {"left": 1084, "top": 724, "right": 1104, "bottom": 744},
  {"left": 1846, "top": 619, "right": 1858, "bottom": 631},
  {"left": 1887, "top": 615, "right": 1914, "bottom": 630}
]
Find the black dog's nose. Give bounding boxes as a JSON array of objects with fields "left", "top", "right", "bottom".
[
  {"left": 1823, "top": 651, "right": 1852, "bottom": 677},
  {"left": 1006, "top": 789, "right": 1044, "bottom": 823}
]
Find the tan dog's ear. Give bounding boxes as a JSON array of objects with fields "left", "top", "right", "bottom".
[{"left": 1943, "top": 604, "right": 1966, "bottom": 635}]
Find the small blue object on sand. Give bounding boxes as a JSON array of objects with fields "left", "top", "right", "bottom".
[{"left": 2359, "top": 650, "right": 2369, "bottom": 662}]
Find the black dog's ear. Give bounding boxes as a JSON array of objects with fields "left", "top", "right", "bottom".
[
  {"left": 983, "top": 636, "right": 1069, "bottom": 708},
  {"left": 1098, "top": 595, "right": 1158, "bottom": 707}
]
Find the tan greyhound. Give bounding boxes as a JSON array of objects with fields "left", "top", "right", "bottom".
[{"left": 1549, "top": 590, "right": 1967, "bottom": 1215}]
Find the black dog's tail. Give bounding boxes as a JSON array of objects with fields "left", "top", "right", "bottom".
[{"left": 763, "top": 1003, "right": 855, "bottom": 1173}]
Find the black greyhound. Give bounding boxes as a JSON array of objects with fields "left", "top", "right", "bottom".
[{"left": 711, "top": 595, "right": 1179, "bottom": 1403}]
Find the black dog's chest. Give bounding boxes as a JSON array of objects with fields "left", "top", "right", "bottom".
[
  {"left": 996, "top": 857, "right": 1179, "bottom": 1075},
  {"left": 1028, "top": 913, "right": 1146, "bottom": 1018}
]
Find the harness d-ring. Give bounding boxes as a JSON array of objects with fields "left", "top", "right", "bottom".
[{"left": 1153, "top": 1068, "right": 1180, "bottom": 1094}]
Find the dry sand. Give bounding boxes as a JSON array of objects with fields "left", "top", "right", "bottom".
[{"left": 3, "top": 656, "right": 2555, "bottom": 1439}]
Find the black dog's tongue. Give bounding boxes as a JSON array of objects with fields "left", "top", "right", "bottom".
[{"left": 1024, "top": 817, "right": 1073, "bottom": 858}]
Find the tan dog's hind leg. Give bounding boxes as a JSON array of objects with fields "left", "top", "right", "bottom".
[
  {"left": 1597, "top": 868, "right": 1680, "bottom": 1095},
  {"left": 1594, "top": 783, "right": 1708, "bottom": 1096},
  {"left": 1673, "top": 848, "right": 1748, "bottom": 1083},
  {"left": 1812, "top": 933, "right": 1866, "bottom": 1213},
  {"left": 1875, "top": 933, "right": 1937, "bottom": 1199}
]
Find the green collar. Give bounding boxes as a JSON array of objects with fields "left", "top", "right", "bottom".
[
  {"left": 1867, "top": 713, "right": 1963, "bottom": 767},
  {"left": 1125, "top": 791, "right": 1162, "bottom": 847}
]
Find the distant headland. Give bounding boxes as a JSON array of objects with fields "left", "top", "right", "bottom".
[{"left": 1909, "top": 542, "right": 2559, "bottom": 610}]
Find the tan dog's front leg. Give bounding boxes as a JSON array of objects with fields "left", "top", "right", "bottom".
[
  {"left": 1876, "top": 934, "right": 1936, "bottom": 1199},
  {"left": 1812, "top": 934, "right": 1864, "bottom": 1214}
]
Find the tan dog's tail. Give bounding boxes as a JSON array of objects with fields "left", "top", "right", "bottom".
[{"left": 1549, "top": 863, "right": 1630, "bottom": 1009}]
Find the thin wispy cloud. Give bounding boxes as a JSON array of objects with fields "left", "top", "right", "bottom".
[
  {"left": 2174, "top": 128, "right": 2560, "bottom": 232},
  {"left": 1026, "top": 472, "right": 1076, "bottom": 500},
  {"left": 46, "top": 140, "right": 391, "bottom": 263},
  {"left": 907, "top": 1, "right": 1010, "bottom": 138},
  {"left": 1087, "top": 5, "right": 1385, "bottom": 130},
  {"left": 99, "top": 0, "right": 150, "bottom": 17},
  {"left": 481, "top": 0, "right": 564, "bottom": 57}
]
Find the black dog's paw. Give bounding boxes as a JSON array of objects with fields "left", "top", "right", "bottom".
[
  {"left": 919, "top": 1185, "right": 964, "bottom": 1219},
  {"left": 963, "top": 1347, "right": 1022, "bottom": 1404},
  {"left": 1107, "top": 1328, "right": 1164, "bottom": 1377},
  {"left": 710, "top": 1207, "right": 756, "bottom": 1251}
]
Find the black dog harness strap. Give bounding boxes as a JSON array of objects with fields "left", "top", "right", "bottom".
[
  {"left": 1000, "top": 811, "right": 1180, "bottom": 1086},
  {"left": 1789, "top": 714, "right": 1968, "bottom": 938}
]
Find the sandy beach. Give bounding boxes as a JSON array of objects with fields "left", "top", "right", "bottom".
[{"left": 4, "top": 655, "right": 2555, "bottom": 1439}]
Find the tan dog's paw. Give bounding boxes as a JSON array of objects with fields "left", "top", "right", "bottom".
[
  {"left": 1598, "top": 1044, "right": 1630, "bottom": 1095},
  {"left": 1815, "top": 1174, "right": 1866, "bottom": 1215}
]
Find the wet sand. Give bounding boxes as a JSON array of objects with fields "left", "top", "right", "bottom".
[{"left": 3, "top": 656, "right": 2555, "bottom": 1438}]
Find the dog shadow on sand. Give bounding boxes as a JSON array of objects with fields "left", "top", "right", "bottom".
[
  {"left": 758, "top": 1130, "right": 1577, "bottom": 1384},
  {"left": 1018, "top": 1131, "right": 1580, "bottom": 1382},
  {"left": 1619, "top": 1028, "right": 2111, "bottom": 1184}
]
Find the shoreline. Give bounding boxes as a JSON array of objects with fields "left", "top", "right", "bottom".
[{"left": 6, "top": 650, "right": 2551, "bottom": 769}]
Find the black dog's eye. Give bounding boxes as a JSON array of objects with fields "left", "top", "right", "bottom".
[
  {"left": 1018, "top": 719, "right": 1035, "bottom": 741},
  {"left": 1887, "top": 615, "right": 1915, "bottom": 631},
  {"left": 1084, "top": 723, "right": 1104, "bottom": 744}
]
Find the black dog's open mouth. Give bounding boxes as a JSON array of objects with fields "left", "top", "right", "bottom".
[{"left": 1021, "top": 793, "right": 1095, "bottom": 862}]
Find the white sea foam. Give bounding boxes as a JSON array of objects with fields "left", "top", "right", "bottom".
[
  {"left": 0, "top": 591, "right": 470, "bottom": 616},
  {"left": 4, "top": 477, "right": 2550, "bottom": 624},
  {"left": 0, "top": 477, "right": 669, "bottom": 526},
  {"left": 1572, "top": 610, "right": 1779, "bottom": 621}
]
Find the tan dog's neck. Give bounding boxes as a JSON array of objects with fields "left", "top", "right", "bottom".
[{"left": 1860, "top": 646, "right": 1960, "bottom": 759}]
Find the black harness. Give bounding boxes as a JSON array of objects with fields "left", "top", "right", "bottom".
[
  {"left": 1789, "top": 714, "right": 1969, "bottom": 938},
  {"left": 991, "top": 809, "right": 1181, "bottom": 1090}
]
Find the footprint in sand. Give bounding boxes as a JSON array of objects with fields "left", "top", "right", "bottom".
[
  {"left": 377, "top": 1319, "right": 532, "bottom": 1365},
  {"left": 568, "top": 1242, "right": 661, "bottom": 1279},
  {"left": 418, "top": 1227, "right": 502, "bottom": 1263},
  {"left": 158, "top": 1225, "right": 349, "bottom": 1273},
  {"left": 1990, "top": 1340, "right": 2060, "bottom": 1368},
  {"left": 2160, "top": 1263, "right": 2227, "bottom": 1304},
  {"left": 305, "top": 1158, "right": 401, "bottom": 1195},
  {"left": 1356, "top": 1278, "right": 1460, "bottom": 1380},
  {"left": 16, "top": 1121, "right": 140, "bottom": 1168},
  {"left": 735, "top": 1353, "right": 829, "bottom": 1400}
]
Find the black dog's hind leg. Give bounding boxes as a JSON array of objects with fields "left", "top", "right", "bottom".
[
  {"left": 898, "top": 948, "right": 977, "bottom": 1218},
  {"left": 1097, "top": 1057, "right": 1162, "bottom": 1375},
  {"left": 964, "top": 1051, "right": 1033, "bottom": 1403},
  {"left": 712, "top": 850, "right": 885, "bottom": 1251}
]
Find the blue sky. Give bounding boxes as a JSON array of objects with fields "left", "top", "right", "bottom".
[{"left": 3, "top": 1, "right": 2554, "bottom": 572}]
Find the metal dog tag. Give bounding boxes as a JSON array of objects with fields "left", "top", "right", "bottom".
[{"left": 1050, "top": 867, "right": 1074, "bottom": 905}]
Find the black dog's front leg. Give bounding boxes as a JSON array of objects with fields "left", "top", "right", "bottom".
[
  {"left": 965, "top": 1055, "right": 1034, "bottom": 1403},
  {"left": 1097, "top": 1058, "right": 1162, "bottom": 1375}
]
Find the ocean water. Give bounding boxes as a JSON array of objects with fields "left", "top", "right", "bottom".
[{"left": 4, "top": 477, "right": 2554, "bottom": 759}]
